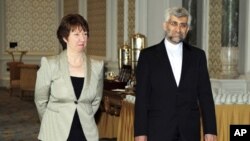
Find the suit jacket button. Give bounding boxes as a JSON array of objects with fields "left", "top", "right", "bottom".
[{"left": 74, "top": 101, "right": 78, "bottom": 104}]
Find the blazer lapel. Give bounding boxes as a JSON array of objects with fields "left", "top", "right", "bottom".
[
  {"left": 79, "top": 53, "right": 90, "bottom": 100},
  {"left": 59, "top": 50, "right": 77, "bottom": 100}
]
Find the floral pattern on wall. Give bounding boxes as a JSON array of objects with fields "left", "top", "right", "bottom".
[{"left": 5, "top": 0, "right": 59, "bottom": 55}]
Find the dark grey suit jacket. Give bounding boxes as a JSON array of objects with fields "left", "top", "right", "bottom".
[{"left": 134, "top": 40, "right": 217, "bottom": 141}]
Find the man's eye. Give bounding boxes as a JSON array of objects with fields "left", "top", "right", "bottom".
[
  {"left": 169, "top": 21, "right": 188, "bottom": 28},
  {"left": 180, "top": 23, "right": 188, "bottom": 28},
  {"left": 170, "top": 21, "right": 178, "bottom": 26}
]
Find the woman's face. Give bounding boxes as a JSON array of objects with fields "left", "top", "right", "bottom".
[{"left": 64, "top": 26, "right": 88, "bottom": 52}]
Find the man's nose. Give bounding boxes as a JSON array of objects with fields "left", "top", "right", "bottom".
[{"left": 175, "top": 25, "right": 181, "bottom": 32}]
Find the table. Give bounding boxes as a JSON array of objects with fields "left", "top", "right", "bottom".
[
  {"left": 97, "top": 112, "right": 120, "bottom": 139},
  {"left": 116, "top": 103, "right": 250, "bottom": 141},
  {"left": 117, "top": 100, "right": 134, "bottom": 141},
  {"left": 212, "top": 104, "right": 250, "bottom": 141},
  {"left": 5, "top": 50, "right": 28, "bottom": 62},
  {"left": 97, "top": 90, "right": 132, "bottom": 139},
  {"left": 97, "top": 88, "right": 250, "bottom": 141}
]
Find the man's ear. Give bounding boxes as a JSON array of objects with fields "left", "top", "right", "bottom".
[{"left": 162, "top": 22, "right": 167, "bottom": 31}]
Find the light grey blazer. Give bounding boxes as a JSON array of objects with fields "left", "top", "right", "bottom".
[{"left": 34, "top": 50, "right": 104, "bottom": 141}]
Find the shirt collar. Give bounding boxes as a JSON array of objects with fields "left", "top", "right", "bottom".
[{"left": 164, "top": 38, "right": 183, "bottom": 51}]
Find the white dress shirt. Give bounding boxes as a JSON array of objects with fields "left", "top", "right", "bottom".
[{"left": 164, "top": 39, "right": 183, "bottom": 86}]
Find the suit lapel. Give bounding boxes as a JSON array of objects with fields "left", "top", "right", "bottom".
[
  {"left": 179, "top": 43, "right": 191, "bottom": 88},
  {"left": 158, "top": 40, "right": 193, "bottom": 88},
  {"left": 157, "top": 41, "right": 178, "bottom": 88},
  {"left": 59, "top": 51, "right": 77, "bottom": 100}
]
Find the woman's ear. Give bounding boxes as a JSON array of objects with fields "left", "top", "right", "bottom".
[{"left": 63, "top": 37, "right": 67, "bottom": 43}]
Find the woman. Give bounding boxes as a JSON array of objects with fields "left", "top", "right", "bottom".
[{"left": 35, "top": 14, "right": 104, "bottom": 141}]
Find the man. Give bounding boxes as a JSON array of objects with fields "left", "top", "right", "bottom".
[{"left": 134, "top": 7, "right": 217, "bottom": 141}]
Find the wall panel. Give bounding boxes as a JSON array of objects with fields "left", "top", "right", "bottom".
[
  {"left": 87, "top": 0, "right": 106, "bottom": 56},
  {"left": 64, "top": 0, "right": 78, "bottom": 15},
  {"left": 5, "top": 0, "right": 59, "bottom": 55}
]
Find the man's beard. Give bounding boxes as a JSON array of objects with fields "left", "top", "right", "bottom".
[
  {"left": 165, "top": 27, "right": 187, "bottom": 44},
  {"left": 166, "top": 35, "right": 184, "bottom": 44}
]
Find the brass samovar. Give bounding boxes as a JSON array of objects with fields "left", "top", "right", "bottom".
[
  {"left": 117, "top": 33, "right": 146, "bottom": 83},
  {"left": 118, "top": 43, "right": 131, "bottom": 70},
  {"left": 130, "top": 33, "right": 146, "bottom": 71}
]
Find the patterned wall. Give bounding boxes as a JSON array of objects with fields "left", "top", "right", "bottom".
[
  {"left": 5, "top": 0, "right": 59, "bottom": 55},
  {"left": 117, "top": 0, "right": 135, "bottom": 49},
  {"left": 64, "top": 0, "right": 78, "bottom": 16},
  {"left": 87, "top": 0, "right": 106, "bottom": 56},
  {"left": 117, "top": 0, "right": 124, "bottom": 49},
  {"left": 128, "top": 0, "right": 135, "bottom": 41},
  {"left": 208, "top": 0, "right": 222, "bottom": 78}
]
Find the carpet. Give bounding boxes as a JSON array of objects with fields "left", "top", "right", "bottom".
[
  {"left": 0, "top": 88, "right": 39, "bottom": 141},
  {"left": 0, "top": 88, "right": 116, "bottom": 141}
]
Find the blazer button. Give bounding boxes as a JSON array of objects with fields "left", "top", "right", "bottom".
[{"left": 74, "top": 101, "right": 78, "bottom": 104}]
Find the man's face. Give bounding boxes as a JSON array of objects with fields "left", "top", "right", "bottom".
[{"left": 163, "top": 15, "right": 189, "bottom": 44}]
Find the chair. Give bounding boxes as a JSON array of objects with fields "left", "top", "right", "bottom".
[
  {"left": 7, "top": 61, "right": 24, "bottom": 96},
  {"left": 19, "top": 64, "right": 39, "bottom": 99}
]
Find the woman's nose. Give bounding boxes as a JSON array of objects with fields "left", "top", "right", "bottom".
[{"left": 80, "top": 34, "right": 87, "bottom": 41}]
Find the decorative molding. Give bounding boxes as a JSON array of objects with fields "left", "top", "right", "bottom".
[
  {"left": 0, "top": 0, "right": 5, "bottom": 54},
  {"left": 243, "top": 0, "right": 250, "bottom": 73},
  {"left": 78, "top": 0, "right": 87, "bottom": 18},
  {"left": 110, "top": 1, "right": 118, "bottom": 61},
  {"left": 135, "top": 0, "right": 147, "bottom": 35},
  {"left": 202, "top": 0, "right": 209, "bottom": 58},
  {"left": 211, "top": 79, "right": 250, "bottom": 104}
]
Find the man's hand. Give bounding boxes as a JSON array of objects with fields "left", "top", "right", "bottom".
[
  {"left": 204, "top": 134, "right": 217, "bottom": 141},
  {"left": 135, "top": 135, "right": 147, "bottom": 141}
]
